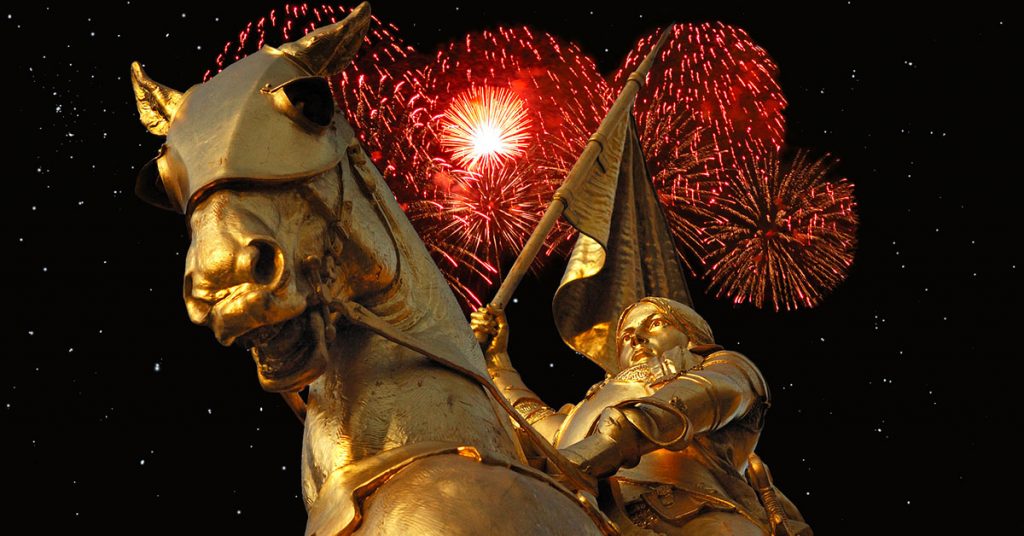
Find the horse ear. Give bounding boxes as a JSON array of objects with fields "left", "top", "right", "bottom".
[
  {"left": 278, "top": 1, "right": 372, "bottom": 77},
  {"left": 130, "top": 61, "right": 183, "bottom": 136}
]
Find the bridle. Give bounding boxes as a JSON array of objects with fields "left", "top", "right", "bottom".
[{"left": 282, "top": 139, "right": 602, "bottom": 499}]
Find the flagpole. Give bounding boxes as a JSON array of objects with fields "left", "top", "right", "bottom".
[{"left": 484, "top": 26, "right": 674, "bottom": 315}]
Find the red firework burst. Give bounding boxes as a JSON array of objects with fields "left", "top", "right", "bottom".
[
  {"left": 404, "top": 158, "right": 549, "bottom": 307},
  {"left": 701, "top": 148, "right": 858, "bottom": 311},
  {"left": 203, "top": 3, "right": 429, "bottom": 187},
  {"left": 392, "top": 27, "right": 611, "bottom": 306},
  {"left": 439, "top": 87, "right": 533, "bottom": 173},
  {"left": 203, "top": 3, "right": 415, "bottom": 82},
  {"left": 635, "top": 109, "right": 720, "bottom": 273},
  {"left": 612, "top": 23, "right": 788, "bottom": 168},
  {"left": 210, "top": 10, "right": 858, "bottom": 312}
]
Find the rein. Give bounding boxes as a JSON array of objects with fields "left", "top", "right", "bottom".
[{"left": 288, "top": 142, "right": 598, "bottom": 497}]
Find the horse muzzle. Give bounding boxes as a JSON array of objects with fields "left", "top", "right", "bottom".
[{"left": 239, "top": 308, "right": 329, "bottom": 393}]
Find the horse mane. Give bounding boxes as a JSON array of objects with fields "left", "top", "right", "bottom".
[{"left": 340, "top": 142, "right": 489, "bottom": 377}]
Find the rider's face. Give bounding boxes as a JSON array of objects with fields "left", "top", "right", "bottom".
[{"left": 617, "top": 302, "right": 689, "bottom": 370}]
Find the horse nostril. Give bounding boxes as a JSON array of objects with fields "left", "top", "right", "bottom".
[{"left": 248, "top": 238, "right": 284, "bottom": 286}]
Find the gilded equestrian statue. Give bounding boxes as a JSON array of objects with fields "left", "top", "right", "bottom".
[{"left": 130, "top": 3, "right": 610, "bottom": 535}]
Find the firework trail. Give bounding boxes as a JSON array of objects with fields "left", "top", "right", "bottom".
[
  {"left": 394, "top": 26, "right": 612, "bottom": 307},
  {"left": 208, "top": 7, "right": 857, "bottom": 311},
  {"left": 701, "top": 147, "right": 858, "bottom": 311},
  {"left": 603, "top": 22, "right": 791, "bottom": 279},
  {"left": 439, "top": 87, "right": 533, "bottom": 173},
  {"left": 612, "top": 23, "right": 787, "bottom": 166}
]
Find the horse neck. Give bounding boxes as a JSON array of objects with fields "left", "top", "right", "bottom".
[
  {"left": 341, "top": 148, "right": 485, "bottom": 367},
  {"left": 300, "top": 157, "right": 517, "bottom": 504},
  {"left": 357, "top": 226, "right": 466, "bottom": 344}
]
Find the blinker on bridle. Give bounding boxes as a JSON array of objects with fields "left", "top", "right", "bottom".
[
  {"left": 135, "top": 72, "right": 340, "bottom": 217},
  {"left": 262, "top": 76, "right": 336, "bottom": 133}
]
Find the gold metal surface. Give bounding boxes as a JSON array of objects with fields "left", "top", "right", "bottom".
[
  {"left": 130, "top": 4, "right": 616, "bottom": 533},
  {"left": 131, "top": 6, "right": 372, "bottom": 214},
  {"left": 478, "top": 299, "right": 810, "bottom": 535},
  {"left": 145, "top": 47, "right": 350, "bottom": 213},
  {"left": 130, "top": 61, "right": 182, "bottom": 136},
  {"left": 264, "top": 77, "right": 333, "bottom": 135},
  {"left": 747, "top": 453, "right": 806, "bottom": 536},
  {"left": 552, "top": 119, "right": 693, "bottom": 375},
  {"left": 131, "top": 4, "right": 810, "bottom": 532},
  {"left": 278, "top": 2, "right": 372, "bottom": 77},
  {"left": 556, "top": 380, "right": 656, "bottom": 449},
  {"left": 305, "top": 441, "right": 613, "bottom": 535}
]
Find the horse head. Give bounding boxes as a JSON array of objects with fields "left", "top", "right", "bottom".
[
  {"left": 130, "top": 3, "right": 404, "bottom": 393},
  {"left": 127, "top": 9, "right": 621, "bottom": 529}
]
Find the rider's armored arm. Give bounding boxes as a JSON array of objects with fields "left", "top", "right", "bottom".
[
  {"left": 489, "top": 353, "right": 556, "bottom": 418},
  {"left": 643, "top": 351, "right": 769, "bottom": 440},
  {"left": 563, "top": 352, "right": 769, "bottom": 478},
  {"left": 472, "top": 308, "right": 568, "bottom": 443},
  {"left": 487, "top": 353, "right": 569, "bottom": 444}
]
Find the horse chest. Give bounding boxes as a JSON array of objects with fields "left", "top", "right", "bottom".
[{"left": 299, "top": 360, "right": 513, "bottom": 508}]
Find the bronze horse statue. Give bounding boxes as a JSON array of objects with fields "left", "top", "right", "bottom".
[{"left": 130, "top": 3, "right": 611, "bottom": 535}]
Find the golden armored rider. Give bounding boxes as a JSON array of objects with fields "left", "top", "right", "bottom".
[{"left": 472, "top": 298, "right": 811, "bottom": 535}]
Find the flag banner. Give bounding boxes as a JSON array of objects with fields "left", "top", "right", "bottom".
[{"left": 553, "top": 115, "right": 692, "bottom": 374}]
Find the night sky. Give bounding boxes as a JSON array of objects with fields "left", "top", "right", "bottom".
[{"left": 4, "top": 2, "right": 1017, "bottom": 533}]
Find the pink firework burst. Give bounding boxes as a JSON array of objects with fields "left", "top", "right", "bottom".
[{"left": 701, "top": 147, "right": 858, "bottom": 311}]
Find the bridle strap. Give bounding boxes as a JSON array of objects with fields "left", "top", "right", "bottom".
[
  {"left": 324, "top": 295, "right": 598, "bottom": 496},
  {"left": 287, "top": 142, "right": 599, "bottom": 498}
]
